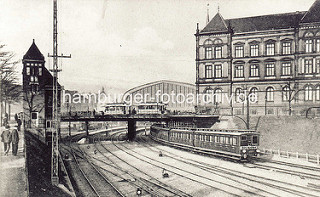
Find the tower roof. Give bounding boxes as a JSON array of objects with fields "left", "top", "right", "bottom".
[
  {"left": 301, "top": 0, "right": 320, "bottom": 23},
  {"left": 23, "top": 39, "right": 44, "bottom": 61},
  {"left": 201, "top": 13, "right": 228, "bottom": 33}
]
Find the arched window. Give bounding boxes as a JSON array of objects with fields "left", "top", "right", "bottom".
[
  {"left": 214, "top": 88, "right": 222, "bottom": 103},
  {"left": 203, "top": 89, "right": 214, "bottom": 103},
  {"left": 282, "top": 86, "right": 290, "bottom": 101},
  {"left": 235, "top": 88, "right": 243, "bottom": 103},
  {"left": 316, "top": 86, "right": 320, "bottom": 101},
  {"left": 249, "top": 87, "right": 258, "bottom": 103},
  {"left": 266, "top": 87, "right": 274, "bottom": 102},
  {"left": 305, "top": 85, "right": 313, "bottom": 101},
  {"left": 204, "top": 39, "right": 213, "bottom": 59}
]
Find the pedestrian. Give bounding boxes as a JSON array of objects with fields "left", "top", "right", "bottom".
[
  {"left": 11, "top": 126, "right": 19, "bottom": 156},
  {"left": 1, "top": 125, "right": 12, "bottom": 156},
  {"left": 17, "top": 118, "right": 22, "bottom": 132}
]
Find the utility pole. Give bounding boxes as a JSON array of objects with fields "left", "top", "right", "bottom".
[{"left": 48, "top": 0, "right": 71, "bottom": 186}]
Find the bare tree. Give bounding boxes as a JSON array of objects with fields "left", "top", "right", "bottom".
[
  {"left": 0, "top": 44, "right": 21, "bottom": 126},
  {"left": 23, "top": 80, "right": 47, "bottom": 128},
  {"left": 282, "top": 81, "right": 305, "bottom": 116}
]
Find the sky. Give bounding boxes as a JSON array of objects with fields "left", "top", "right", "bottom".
[{"left": 0, "top": 0, "right": 315, "bottom": 94}]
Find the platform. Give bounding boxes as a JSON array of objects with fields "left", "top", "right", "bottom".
[{"left": 0, "top": 126, "right": 28, "bottom": 197}]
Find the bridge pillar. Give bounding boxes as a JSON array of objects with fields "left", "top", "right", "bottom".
[
  {"left": 85, "top": 121, "right": 89, "bottom": 136},
  {"left": 127, "top": 119, "right": 136, "bottom": 141}
]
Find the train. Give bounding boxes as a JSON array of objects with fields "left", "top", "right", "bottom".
[
  {"left": 150, "top": 124, "right": 260, "bottom": 160},
  {"left": 62, "top": 102, "right": 167, "bottom": 118}
]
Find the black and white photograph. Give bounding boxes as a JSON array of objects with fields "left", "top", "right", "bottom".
[{"left": 1, "top": 0, "right": 320, "bottom": 196}]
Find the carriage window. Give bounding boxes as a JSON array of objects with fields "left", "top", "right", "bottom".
[
  {"left": 226, "top": 137, "right": 230, "bottom": 144},
  {"left": 206, "top": 135, "right": 210, "bottom": 141},
  {"left": 241, "top": 135, "right": 247, "bottom": 141},
  {"left": 221, "top": 136, "right": 225, "bottom": 144},
  {"left": 232, "top": 137, "right": 237, "bottom": 145},
  {"left": 253, "top": 136, "right": 258, "bottom": 144}
]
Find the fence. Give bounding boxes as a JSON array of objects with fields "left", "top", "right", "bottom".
[{"left": 261, "top": 148, "right": 320, "bottom": 165}]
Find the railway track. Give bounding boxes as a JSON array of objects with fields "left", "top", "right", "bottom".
[
  {"left": 255, "top": 158, "right": 320, "bottom": 175},
  {"left": 136, "top": 133, "right": 320, "bottom": 197},
  {"left": 107, "top": 131, "right": 272, "bottom": 197},
  {"left": 69, "top": 145, "right": 125, "bottom": 197},
  {"left": 91, "top": 130, "right": 192, "bottom": 197}
]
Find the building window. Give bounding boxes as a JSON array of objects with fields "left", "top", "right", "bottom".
[
  {"left": 317, "top": 59, "right": 320, "bottom": 74},
  {"left": 214, "top": 64, "right": 222, "bottom": 78},
  {"left": 235, "top": 65, "right": 244, "bottom": 78},
  {"left": 39, "top": 67, "right": 42, "bottom": 76},
  {"left": 26, "top": 67, "right": 30, "bottom": 75},
  {"left": 282, "top": 86, "right": 290, "bottom": 101},
  {"left": 204, "top": 89, "right": 213, "bottom": 103},
  {"left": 249, "top": 87, "right": 258, "bottom": 103},
  {"left": 205, "top": 47, "right": 212, "bottom": 59},
  {"left": 30, "top": 76, "right": 34, "bottom": 82},
  {"left": 266, "top": 43, "right": 275, "bottom": 56},
  {"left": 316, "top": 86, "right": 320, "bottom": 101},
  {"left": 250, "top": 44, "right": 259, "bottom": 57},
  {"left": 235, "top": 88, "right": 244, "bottom": 103},
  {"left": 214, "top": 89, "right": 222, "bottom": 103},
  {"left": 214, "top": 46, "right": 222, "bottom": 59},
  {"left": 235, "top": 46, "right": 244, "bottom": 58},
  {"left": 305, "top": 59, "right": 313, "bottom": 74},
  {"left": 266, "top": 63, "right": 275, "bottom": 76},
  {"left": 305, "top": 86, "right": 313, "bottom": 101},
  {"left": 316, "top": 39, "right": 320, "bottom": 53},
  {"left": 205, "top": 65, "right": 212, "bottom": 78},
  {"left": 250, "top": 64, "right": 259, "bottom": 77},
  {"left": 266, "top": 87, "right": 274, "bottom": 102},
  {"left": 282, "top": 42, "right": 291, "bottom": 55},
  {"left": 282, "top": 62, "right": 291, "bottom": 76},
  {"left": 306, "top": 39, "right": 313, "bottom": 53}
]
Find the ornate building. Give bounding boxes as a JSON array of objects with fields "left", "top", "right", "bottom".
[
  {"left": 195, "top": 0, "right": 320, "bottom": 116},
  {"left": 22, "top": 40, "right": 60, "bottom": 130}
]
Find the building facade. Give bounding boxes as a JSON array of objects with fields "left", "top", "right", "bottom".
[
  {"left": 22, "top": 40, "right": 60, "bottom": 130},
  {"left": 195, "top": 0, "right": 320, "bottom": 116}
]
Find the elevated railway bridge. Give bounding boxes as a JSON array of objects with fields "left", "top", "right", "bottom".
[{"left": 61, "top": 114, "right": 219, "bottom": 140}]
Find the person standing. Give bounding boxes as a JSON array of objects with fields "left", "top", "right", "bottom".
[
  {"left": 11, "top": 127, "right": 19, "bottom": 156},
  {"left": 17, "top": 118, "right": 22, "bottom": 132},
  {"left": 1, "top": 125, "right": 12, "bottom": 156}
]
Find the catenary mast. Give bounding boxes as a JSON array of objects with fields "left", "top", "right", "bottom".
[{"left": 49, "top": 0, "right": 71, "bottom": 185}]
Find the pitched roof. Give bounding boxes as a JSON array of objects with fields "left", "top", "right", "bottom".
[
  {"left": 23, "top": 40, "right": 44, "bottom": 60},
  {"left": 201, "top": 13, "right": 228, "bottom": 33},
  {"left": 202, "top": 11, "right": 307, "bottom": 34},
  {"left": 301, "top": 0, "right": 320, "bottom": 23}
]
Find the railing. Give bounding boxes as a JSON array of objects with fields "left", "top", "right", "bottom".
[{"left": 261, "top": 148, "right": 320, "bottom": 165}]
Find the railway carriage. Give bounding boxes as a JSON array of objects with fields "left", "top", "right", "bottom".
[
  {"left": 134, "top": 103, "right": 166, "bottom": 115},
  {"left": 150, "top": 125, "right": 260, "bottom": 160}
]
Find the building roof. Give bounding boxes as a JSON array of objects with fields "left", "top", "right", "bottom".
[
  {"left": 301, "top": 0, "right": 320, "bottom": 23},
  {"left": 201, "top": 0, "right": 320, "bottom": 34},
  {"left": 201, "top": 11, "right": 306, "bottom": 34},
  {"left": 201, "top": 13, "right": 228, "bottom": 33},
  {"left": 23, "top": 39, "right": 44, "bottom": 61}
]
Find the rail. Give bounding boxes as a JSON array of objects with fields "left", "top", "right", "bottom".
[{"left": 261, "top": 148, "right": 320, "bottom": 165}]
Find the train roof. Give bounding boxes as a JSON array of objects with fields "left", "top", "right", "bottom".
[
  {"left": 132, "top": 102, "right": 167, "bottom": 106},
  {"left": 170, "top": 128, "right": 258, "bottom": 136},
  {"left": 103, "top": 103, "right": 128, "bottom": 107}
]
